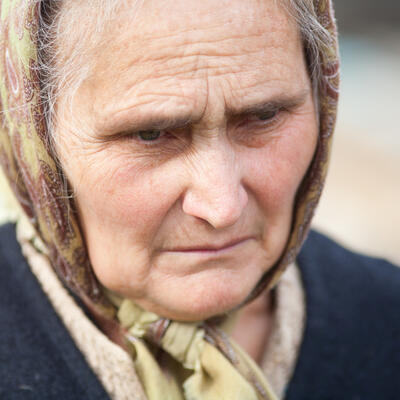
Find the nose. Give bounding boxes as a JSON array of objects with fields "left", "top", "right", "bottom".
[{"left": 181, "top": 144, "right": 248, "bottom": 229}]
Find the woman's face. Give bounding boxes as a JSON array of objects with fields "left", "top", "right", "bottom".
[{"left": 56, "top": 0, "right": 318, "bottom": 321}]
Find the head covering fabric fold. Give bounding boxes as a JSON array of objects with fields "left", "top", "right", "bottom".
[
  {"left": 0, "top": 0, "right": 116, "bottom": 317},
  {"left": 0, "top": 0, "right": 339, "bottom": 399}
]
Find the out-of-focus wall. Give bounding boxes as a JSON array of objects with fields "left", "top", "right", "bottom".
[
  {"left": 333, "top": 0, "right": 400, "bottom": 33},
  {"left": 312, "top": 1, "right": 400, "bottom": 264}
]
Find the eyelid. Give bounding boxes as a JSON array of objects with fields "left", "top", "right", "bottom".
[
  {"left": 240, "top": 108, "right": 283, "bottom": 126},
  {"left": 255, "top": 108, "right": 281, "bottom": 121},
  {"left": 124, "top": 129, "right": 190, "bottom": 153}
]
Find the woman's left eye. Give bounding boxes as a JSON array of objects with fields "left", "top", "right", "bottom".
[
  {"left": 234, "top": 108, "right": 284, "bottom": 147},
  {"left": 255, "top": 109, "right": 281, "bottom": 123},
  {"left": 237, "top": 109, "right": 281, "bottom": 129},
  {"left": 256, "top": 109, "right": 280, "bottom": 122}
]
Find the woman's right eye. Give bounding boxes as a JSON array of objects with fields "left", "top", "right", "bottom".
[
  {"left": 127, "top": 129, "right": 188, "bottom": 155},
  {"left": 137, "top": 130, "right": 162, "bottom": 141}
]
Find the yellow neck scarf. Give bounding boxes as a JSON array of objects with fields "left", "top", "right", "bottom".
[{"left": 114, "top": 298, "right": 278, "bottom": 400}]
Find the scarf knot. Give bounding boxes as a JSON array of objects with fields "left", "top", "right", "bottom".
[{"left": 115, "top": 299, "right": 278, "bottom": 400}]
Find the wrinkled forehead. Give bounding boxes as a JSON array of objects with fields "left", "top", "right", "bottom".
[
  {"left": 115, "top": 0, "right": 295, "bottom": 37},
  {"left": 93, "top": 0, "right": 299, "bottom": 74},
  {"left": 90, "top": 0, "right": 300, "bottom": 76},
  {"left": 59, "top": 0, "right": 307, "bottom": 132}
]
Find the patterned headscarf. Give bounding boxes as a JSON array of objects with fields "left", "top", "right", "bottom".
[{"left": 0, "top": 1, "right": 339, "bottom": 399}]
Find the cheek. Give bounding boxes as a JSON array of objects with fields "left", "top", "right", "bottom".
[
  {"left": 69, "top": 157, "right": 184, "bottom": 292},
  {"left": 74, "top": 157, "right": 181, "bottom": 236},
  {"left": 245, "top": 118, "right": 318, "bottom": 217}
]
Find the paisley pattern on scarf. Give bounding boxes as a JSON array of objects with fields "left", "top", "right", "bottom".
[
  {"left": 0, "top": 0, "right": 115, "bottom": 317},
  {"left": 0, "top": 0, "right": 339, "bottom": 398}
]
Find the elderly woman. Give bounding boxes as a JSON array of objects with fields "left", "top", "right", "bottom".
[{"left": 0, "top": 0, "right": 399, "bottom": 399}]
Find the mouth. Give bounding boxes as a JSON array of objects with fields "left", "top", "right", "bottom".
[{"left": 164, "top": 237, "right": 253, "bottom": 254}]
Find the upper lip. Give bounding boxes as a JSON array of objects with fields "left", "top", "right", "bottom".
[{"left": 164, "top": 237, "right": 252, "bottom": 253}]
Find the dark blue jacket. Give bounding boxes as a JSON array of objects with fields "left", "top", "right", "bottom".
[{"left": 1, "top": 223, "right": 399, "bottom": 399}]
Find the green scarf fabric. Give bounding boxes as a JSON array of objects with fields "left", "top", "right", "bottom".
[{"left": 0, "top": 1, "right": 339, "bottom": 399}]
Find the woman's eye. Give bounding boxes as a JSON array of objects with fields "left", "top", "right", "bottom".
[
  {"left": 137, "top": 130, "right": 162, "bottom": 141},
  {"left": 257, "top": 110, "right": 279, "bottom": 121}
]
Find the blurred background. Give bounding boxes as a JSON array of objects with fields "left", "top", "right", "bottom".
[
  {"left": 312, "top": 0, "right": 400, "bottom": 264},
  {"left": 0, "top": 0, "right": 399, "bottom": 264}
]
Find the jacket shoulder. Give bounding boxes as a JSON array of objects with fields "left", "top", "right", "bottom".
[
  {"left": 287, "top": 230, "right": 400, "bottom": 400},
  {"left": 0, "top": 223, "right": 110, "bottom": 400},
  {"left": 299, "top": 229, "right": 400, "bottom": 306}
]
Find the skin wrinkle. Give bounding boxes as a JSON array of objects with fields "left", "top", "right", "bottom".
[
  {"left": 132, "top": 51, "right": 276, "bottom": 83},
  {"left": 105, "top": 8, "right": 293, "bottom": 61},
  {"left": 109, "top": 3, "right": 276, "bottom": 43},
  {"left": 102, "top": 49, "right": 292, "bottom": 90},
  {"left": 97, "top": 55, "right": 301, "bottom": 120},
  {"left": 96, "top": 78, "right": 304, "bottom": 139}
]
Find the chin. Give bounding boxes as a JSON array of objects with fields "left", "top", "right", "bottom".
[{"left": 136, "top": 270, "right": 259, "bottom": 322}]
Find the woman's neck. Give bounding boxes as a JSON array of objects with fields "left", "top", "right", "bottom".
[{"left": 230, "top": 290, "right": 276, "bottom": 365}]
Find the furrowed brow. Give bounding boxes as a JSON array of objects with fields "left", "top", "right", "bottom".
[
  {"left": 97, "top": 90, "right": 310, "bottom": 139},
  {"left": 228, "top": 89, "right": 310, "bottom": 117},
  {"left": 97, "top": 113, "right": 194, "bottom": 140}
]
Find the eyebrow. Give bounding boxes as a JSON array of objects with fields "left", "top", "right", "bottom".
[
  {"left": 98, "top": 112, "right": 194, "bottom": 140},
  {"left": 228, "top": 90, "right": 309, "bottom": 117},
  {"left": 99, "top": 89, "right": 310, "bottom": 138}
]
